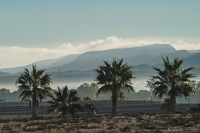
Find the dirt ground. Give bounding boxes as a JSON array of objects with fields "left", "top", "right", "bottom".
[{"left": 1, "top": 113, "right": 200, "bottom": 133}]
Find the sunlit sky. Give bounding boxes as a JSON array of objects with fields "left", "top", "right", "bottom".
[{"left": 0, "top": 0, "right": 200, "bottom": 69}]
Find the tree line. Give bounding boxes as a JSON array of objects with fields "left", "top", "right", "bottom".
[{"left": 8, "top": 56, "right": 197, "bottom": 118}]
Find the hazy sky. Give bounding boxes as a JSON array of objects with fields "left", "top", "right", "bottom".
[{"left": 0, "top": 0, "right": 200, "bottom": 68}]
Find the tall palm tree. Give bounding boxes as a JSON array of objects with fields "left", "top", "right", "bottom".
[
  {"left": 95, "top": 58, "right": 134, "bottom": 115},
  {"left": 16, "top": 64, "right": 52, "bottom": 118},
  {"left": 48, "top": 85, "right": 80, "bottom": 116},
  {"left": 153, "top": 57, "right": 195, "bottom": 112}
]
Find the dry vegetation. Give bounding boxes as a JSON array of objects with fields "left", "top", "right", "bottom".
[{"left": 1, "top": 113, "right": 200, "bottom": 133}]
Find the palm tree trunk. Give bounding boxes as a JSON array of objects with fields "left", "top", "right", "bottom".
[
  {"left": 32, "top": 88, "right": 38, "bottom": 118},
  {"left": 170, "top": 96, "right": 176, "bottom": 113},
  {"left": 62, "top": 106, "right": 67, "bottom": 116},
  {"left": 112, "top": 87, "right": 117, "bottom": 115}
]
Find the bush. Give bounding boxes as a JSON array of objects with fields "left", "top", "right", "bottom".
[{"left": 189, "top": 104, "right": 200, "bottom": 113}]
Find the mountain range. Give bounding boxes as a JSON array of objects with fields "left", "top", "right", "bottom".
[{"left": 1, "top": 44, "right": 200, "bottom": 85}]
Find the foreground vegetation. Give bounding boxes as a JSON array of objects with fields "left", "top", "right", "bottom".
[
  {"left": 153, "top": 57, "right": 195, "bottom": 113},
  {"left": 0, "top": 57, "right": 198, "bottom": 133},
  {"left": 1, "top": 113, "right": 200, "bottom": 132},
  {"left": 16, "top": 64, "right": 52, "bottom": 118},
  {"left": 96, "top": 58, "right": 134, "bottom": 115}
]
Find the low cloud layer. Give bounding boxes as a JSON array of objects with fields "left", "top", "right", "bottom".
[{"left": 0, "top": 36, "right": 200, "bottom": 69}]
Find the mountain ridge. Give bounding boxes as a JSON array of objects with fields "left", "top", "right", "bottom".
[
  {"left": 47, "top": 44, "right": 176, "bottom": 72},
  {"left": 0, "top": 44, "right": 199, "bottom": 75}
]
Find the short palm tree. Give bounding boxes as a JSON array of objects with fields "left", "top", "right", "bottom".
[
  {"left": 83, "top": 97, "right": 96, "bottom": 114},
  {"left": 48, "top": 85, "right": 80, "bottom": 116},
  {"left": 95, "top": 58, "right": 134, "bottom": 115},
  {"left": 16, "top": 64, "right": 52, "bottom": 118},
  {"left": 153, "top": 57, "right": 195, "bottom": 112}
]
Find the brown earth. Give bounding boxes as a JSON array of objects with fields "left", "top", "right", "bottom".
[{"left": 1, "top": 113, "right": 200, "bottom": 133}]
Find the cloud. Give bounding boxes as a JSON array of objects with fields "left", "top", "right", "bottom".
[
  {"left": 58, "top": 36, "right": 200, "bottom": 53},
  {"left": 0, "top": 36, "right": 200, "bottom": 69}
]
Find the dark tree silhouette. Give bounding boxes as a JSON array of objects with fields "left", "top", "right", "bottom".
[
  {"left": 48, "top": 85, "right": 80, "bottom": 116},
  {"left": 95, "top": 58, "right": 134, "bottom": 115},
  {"left": 153, "top": 57, "right": 195, "bottom": 112},
  {"left": 16, "top": 64, "right": 52, "bottom": 118}
]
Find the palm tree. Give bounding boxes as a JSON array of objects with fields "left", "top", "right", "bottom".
[
  {"left": 16, "top": 64, "right": 52, "bottom": 118},
  {"left": 83, "top": 96, "right": 96, "bottom": 114},
  {"left": 95, "top": 58, "right": 134, "bottom": 115},
  {"left": 152, "top": 57, "right": 195, "bottom": 112},
  {"left": 48, "top": 85, "right": 80, "bottom": 116}
]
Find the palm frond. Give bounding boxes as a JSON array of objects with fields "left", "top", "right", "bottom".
[
  {"left": 152, "top": 56, "right": 195, "bottom": 101},
  {"left": 16, "top": 64, "right": 52, "bottom": 106}
]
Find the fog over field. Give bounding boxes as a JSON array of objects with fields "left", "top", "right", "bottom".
[{"left": 0, "top": 78, "right": 150, "bottom": 92}]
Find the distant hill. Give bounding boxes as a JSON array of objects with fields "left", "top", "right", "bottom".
[
  {"left": 147, "top": 50, "right": 191, "bottom": 65},
  {"left": 47, "top": 44, "right": 176, "bottom": 72},
  {"left": 45, "top": 54, "right": 80, "bottom": 68},
  {"left": 0, "top": 75, "right": 18, "bottom": 85},
  {"left": 0, "top": 43, "right": 199, "bottom": 80},
  {"left": 0, "top": 58, "right": 59, "bottom": 74},
  {"left": 0, "top": 54, "right": 80, "bottom": 74},
  {"left": 133, "top": 64, "right": 155, "bottom": 78},
  {"left": 123, "top": 53, "right": 154, "bottom": 66},
  {"left": 184, "top": 53, "right": 200, "bottom": 68},
  {"left": 0, "top": 71, "right": 12, "bottom": 77},
  {"left": 188, "top": 50, "right": 200, "bottom": 53}
]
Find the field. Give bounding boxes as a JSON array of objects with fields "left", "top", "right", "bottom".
[{"left": 1, "top": 113, "right": 200, "bottom": 133}]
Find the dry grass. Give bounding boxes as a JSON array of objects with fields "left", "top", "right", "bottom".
[
  {"left": 1, "top": 113, "right": 200, "bottom": 132},
  {"left": 0, "top": 124, "right": 2, "bottom": 133}
]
